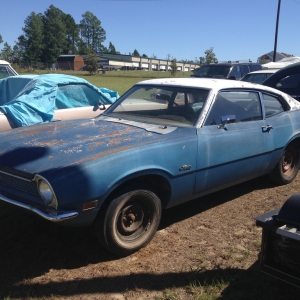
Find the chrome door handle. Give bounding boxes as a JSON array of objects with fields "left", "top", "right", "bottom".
[{"left": 262, "top": 125, "right": 273, "bottom": 134}]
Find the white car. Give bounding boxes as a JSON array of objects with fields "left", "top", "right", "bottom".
[
  {"left": 0, "top": 60, "right": 18, "bottom": 79},
  {"left": 240, "top": 69, "right": 279, "bottom": 84}
]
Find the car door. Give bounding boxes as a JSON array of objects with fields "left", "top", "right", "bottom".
[{"left": 194, "top": 89, "right": 275, "bottom": 195}]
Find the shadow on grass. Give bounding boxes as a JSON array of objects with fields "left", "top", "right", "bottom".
[
  {"left": 159, "top": 175, "right": 276, "bottom": 230},
  {"left": 2, "top": 258, "right": 300, "bottom": 299}
]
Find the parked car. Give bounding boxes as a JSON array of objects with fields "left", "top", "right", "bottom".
[
  {"left": 0, "top": 78, "right": 300, "bottom": 256},
  {"left": 0, "top": 60, "right": 18, "bottom": 79},
  {"left": 240, "top": 69, "right": 279, "bottom": 84},
  {"left": 191, "top": 62, "right": 262, "bottom": 80},
  {"left": 0, "top": 74, "right": 119, "bottom": 131},
  {"left": 263, "top": 62, "right": 300, "bottom": 101}
]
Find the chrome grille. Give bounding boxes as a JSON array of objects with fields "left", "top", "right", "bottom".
[{"left": 0, "top": 171, "right": 39, "bottom": 196}]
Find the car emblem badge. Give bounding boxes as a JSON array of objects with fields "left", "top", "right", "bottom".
[{"left": 179, "top": 165, "right": 192, "bottom": 171}]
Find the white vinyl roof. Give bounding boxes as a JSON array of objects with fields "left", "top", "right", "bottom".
[{"left": 0, "top": 60, "right": 11, "bottom": 65}]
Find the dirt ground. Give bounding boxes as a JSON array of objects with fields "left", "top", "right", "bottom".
[{"left": 1, "top": 173, "right": 300, "bottom": 300}]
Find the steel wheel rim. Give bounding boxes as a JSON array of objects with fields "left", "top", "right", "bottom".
[
  {"left": 282, "top": 147, "right": 297, "bottom": 177},
  {"left": 116, "top": 200, "right": 150, "bottom": 240}
]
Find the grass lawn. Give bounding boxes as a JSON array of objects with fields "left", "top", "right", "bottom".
[{"left": 18, "top": 68, "right": 194, "bottom": 96}]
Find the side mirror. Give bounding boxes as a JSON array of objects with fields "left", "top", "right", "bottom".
[
  {"left": 218, "top": 115, "right": 236, "bottom": 129},
  {"left": 228, "top": 75, "right": 237, "bottom": 80},
  {"left": 99, "top": 101, "right": 106, "bottom": 110}
]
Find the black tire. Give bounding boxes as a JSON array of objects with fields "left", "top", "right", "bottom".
[
  {"left": 95, "top": 188, "right": 162, "bottom": 257},
  {"left": 269, "top": 143, "right": 300, "bottom": 185}
]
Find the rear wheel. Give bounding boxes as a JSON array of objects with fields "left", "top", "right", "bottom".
[
  {"left": 95, "top": 187, "right": 162, "bottom": 257},
  {"left": 269, "top": 143, "right": 299, "bottom": 185}
]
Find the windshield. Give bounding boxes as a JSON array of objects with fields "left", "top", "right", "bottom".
[
  {"left": 103, "top": 84, "right": 210, "bottom": 127},
  {"left": 193, "top": 65, "right": 231, "bottom": 78}
]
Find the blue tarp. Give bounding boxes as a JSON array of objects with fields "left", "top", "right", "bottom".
[
  {"left": 0, "top": 75, "right": 37, "bottom": 105},
  {"left": 0, "top": 74, "right": 119, "bottom": 127}
]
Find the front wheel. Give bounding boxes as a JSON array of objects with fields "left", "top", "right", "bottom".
[
  {"left": 269, "top": 143, "right": 300, "bottom": 185},
  {"left": 95, "top": 188, "right": 162, "bottom": 256}
]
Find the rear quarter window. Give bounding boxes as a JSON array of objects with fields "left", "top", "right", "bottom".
[{"left": 263, "top": 93, "right": 285, "bottom": 117}]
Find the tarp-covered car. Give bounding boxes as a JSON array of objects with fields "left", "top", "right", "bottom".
[
  {"left": 0, "top": 74, "right": 119, "bottom": 131},
  {"left": 0, "top": 78, "right": 300, "bottom": 256}
]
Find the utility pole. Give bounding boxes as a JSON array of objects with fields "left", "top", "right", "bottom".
[{"left": 273, "top": 0, "right": 281, "bottom": 62}]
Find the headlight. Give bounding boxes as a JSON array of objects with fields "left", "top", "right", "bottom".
[{"left": 38, "top": 179, "right": 54, "bottom": 205}]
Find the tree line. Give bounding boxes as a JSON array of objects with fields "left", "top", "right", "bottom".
[
  {"left": 0, "top": 5, "right": 122, "bottom": 65},
  {"left": 0, "top": 5, "right": 218, "bottom": 67}
]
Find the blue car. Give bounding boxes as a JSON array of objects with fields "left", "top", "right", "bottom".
[{"left": 0, "top": 78, "right": 300, "bottom": 256}]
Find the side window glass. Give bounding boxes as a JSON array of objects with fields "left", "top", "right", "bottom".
[
  {"left": 241, "top": 65, "right": 250, "bottom": 75},
  {"left": 204, "top": 91, "right": 262, "bottom": 126},
  {"left": 276, "top": 73, "right": 300, "bottom": 88},
  {"left": 263, "top": 93, "right": 284, "bottom": 117},
  {"left": 0, "top": 67, "right": 9, "bottom": 79},
  {"left": 229, "top": 66, "right": 242, "bottom": 79}
]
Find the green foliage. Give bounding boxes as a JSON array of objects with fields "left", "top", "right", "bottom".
[
  {"left": 133, "top": 49, "right": 140, "bottom": 57},
  {"left": 170, "top": 59, "right": 177, "bottom": 76},
  {"left": 41, "top": 5, "right": 69, "bottom": 62},
  {"left": 15, "top": 7, "right": 104, "bottom": 63},
  {"left": 79, "top": 11, "right": 106, "bottom": 53},
  {"left": 77, "top": 38, "right": 90, "bottom": 55},
  {"left": 107, "top": 42, "right": 117, "bottom": 54},
  {"left": 0, "top": 34, "right": 3, "bottom": 44},
  {"left": 85, "top": 51, "right": 99, "bottom": 75},
  {"left": 203, "top": 47, "right": 218, "bottom": 64},
  {"left": 63, "top": 14, "right": 79, "bottom": 55},
  {"left": 0, "top": 42, "right": 13, "bottom": 61},
  {"left": 19, "top": 12, "right": 44, "bottom": 64},
  {"left": 12, "top": 44, "right": 23, "bottom": 64}
]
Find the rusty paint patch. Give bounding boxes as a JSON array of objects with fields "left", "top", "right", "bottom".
[
  {"left": 88, "top": 141, "right": 105, "bottom": 151},
  {"left": 59, "top": 145, "right": 83, "bottom": 154},
  {"left": 25, "top": 139, "right": 64, "bottom": 147}
]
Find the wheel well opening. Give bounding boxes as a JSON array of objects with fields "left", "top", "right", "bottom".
[{"left": 102, "top": 175, "right": 171, "bottom": 211}]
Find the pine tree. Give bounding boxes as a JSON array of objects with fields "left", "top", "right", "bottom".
[
  {"left": 18, "top": 12, "right": 44, "bottom": 64},
  {"left": 79, "top": 12, "right": 106, "bottom": 53}
]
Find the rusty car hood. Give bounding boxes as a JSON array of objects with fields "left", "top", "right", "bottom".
[{"left": 0, "top": 118, "right": 180, "bottom": 176}]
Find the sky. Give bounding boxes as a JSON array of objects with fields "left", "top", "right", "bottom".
[{"left": 1, "top": 0, "right": 300, "bottom": 63}]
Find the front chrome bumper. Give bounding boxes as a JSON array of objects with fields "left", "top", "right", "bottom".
[{"left": 0, "top": 193, "right": 78, "bottom": 222}]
